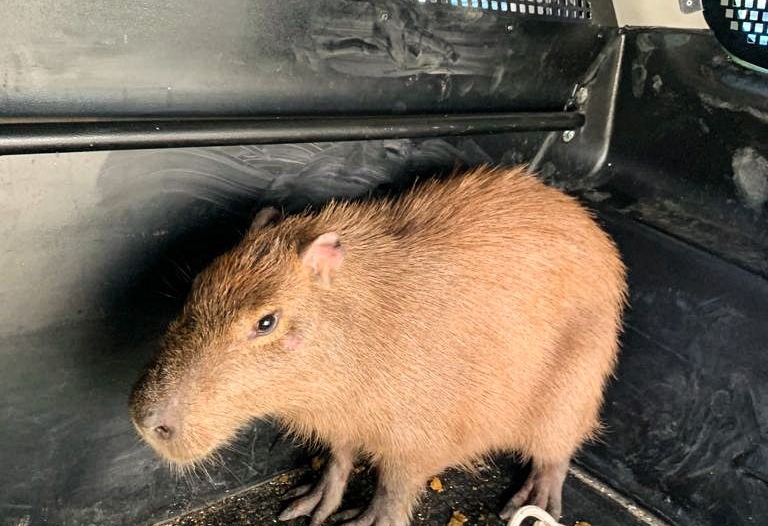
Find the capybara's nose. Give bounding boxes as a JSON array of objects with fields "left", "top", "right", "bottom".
[{"left": 136, "top": 408, "right": 177, "bottom": 441}]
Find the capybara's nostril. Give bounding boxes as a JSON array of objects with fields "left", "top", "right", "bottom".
[
  {"left": 153, "top": 424, "right": 174, "bottom": 440},
  {"left": 136, "top": 407, "right": 178, "bottom": 441}
]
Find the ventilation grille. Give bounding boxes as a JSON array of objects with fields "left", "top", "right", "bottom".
[
  {"left": 416, "top": 0, "right": 593, "bottom": 20},
  {"left": 720, "top": 0, "right": 768, "bottom": 47},
  {"left": 703, "top": 0, "right": 768, "bottom": 71}
]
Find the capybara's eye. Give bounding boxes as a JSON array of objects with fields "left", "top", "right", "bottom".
[{"left": 251, "top": 312, "right": 279, "bottom": 337}]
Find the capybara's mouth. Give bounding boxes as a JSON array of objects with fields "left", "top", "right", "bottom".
[
  {"left": 131, "top": 409, "right": 233, "bottom": 467},
  {"left": 129, "top": 379, "right": 236, "bottom": 467}
]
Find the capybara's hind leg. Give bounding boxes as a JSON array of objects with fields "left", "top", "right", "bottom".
[
  {"left": 499, "top": 458, "right": 569, "bottom": 520},
  {"left": 279, "top": 446, "right": 354, "bottom": 526}
]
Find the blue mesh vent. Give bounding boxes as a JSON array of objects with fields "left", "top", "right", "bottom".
[
  {"left": 721, "top": 0, "right": 768, "bottom": 47},
  {"left": 414, "top": 0, "right": 593, "bottom": 20},
  {"left": 704, "top": 0, "right": 768, "bottom": 71}
]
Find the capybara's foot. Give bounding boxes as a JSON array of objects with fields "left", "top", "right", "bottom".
[
  {"left": 279, "top": 453, "right": 353, "bottom": 526},
  {"left": 336, "top": 469, "right": 418, "bottom": 526},
  {"left": 500, "top": 458, "right": 569, "bottom": 520}
]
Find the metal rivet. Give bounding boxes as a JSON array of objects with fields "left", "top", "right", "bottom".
[
  {"left": 575, "top": 87, "right": 589, "bottom": 105},
  {"left": 562, "top": 130, "right": 576, "bottom": 142}
]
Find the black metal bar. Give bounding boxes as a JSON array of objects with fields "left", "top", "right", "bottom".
[{"left": 0, "top": 112, "right": 584, "bottom": 155}]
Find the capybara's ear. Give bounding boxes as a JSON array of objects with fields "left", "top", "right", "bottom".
[
  {"left": 249, "top": 207, "right": 281, "bottom": 233},
  {"left": 300, "top": 232, "right": 345, "bottom": 288}
]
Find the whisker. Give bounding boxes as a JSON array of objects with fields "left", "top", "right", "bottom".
[{"left": 217, "top": 457, "right": 244, "bottom": 485}]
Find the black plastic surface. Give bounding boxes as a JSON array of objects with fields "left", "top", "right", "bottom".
[
  {"left": 0, "top": 0, "right": 610, "bottom": 118},
  {"left": 583, "top": 212, "right": 768, "bottom": 526},
  {"left": 590, "top": 30, "right": 768, "bottom": 278}
]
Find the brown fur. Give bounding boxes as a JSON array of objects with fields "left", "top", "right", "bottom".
[{"left": 130, "top": 165, "right": 627, "bottom": 523}]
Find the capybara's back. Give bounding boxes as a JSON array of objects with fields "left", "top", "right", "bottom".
[{"left": 130, "top": 165, "right": 627, "bottom": 526}]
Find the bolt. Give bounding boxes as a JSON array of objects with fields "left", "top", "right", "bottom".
[
  {"left": 575, "top": 86, "right": 589, "bottom": 105},
  {"left": 562, "top": 130, "right": 576, "bottom": 143}
]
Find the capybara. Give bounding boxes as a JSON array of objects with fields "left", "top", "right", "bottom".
[{"left": 130, "top": 165, "right": 627, "bottom": 526}]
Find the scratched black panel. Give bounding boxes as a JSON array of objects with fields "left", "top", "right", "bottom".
[
  {"left": 0, "top": 0, "right": 607, "bottom": 118},
  {"left": 580, "top": 213, "right": 768, "bottom": 526},
  {"left": 575, "top": 31, "right": 768, "bottom": 526},
  {"left": 589, "top": 30, "right": 768, "bottom": 278}
]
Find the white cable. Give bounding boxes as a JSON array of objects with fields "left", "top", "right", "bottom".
[{"left": 506, "top": 505, "right": 565, "bottom": 526}]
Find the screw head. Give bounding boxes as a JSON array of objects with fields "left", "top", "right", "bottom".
[
  {"left": 562, "top": 130, "right": 576, "bottom": 143},
  {"left": 575, "top": 87, "right": 589, "bottom": 105}
]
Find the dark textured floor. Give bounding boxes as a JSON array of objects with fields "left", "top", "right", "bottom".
[{"left": 159, "top": 457, "right": 646, "bottom": 526}]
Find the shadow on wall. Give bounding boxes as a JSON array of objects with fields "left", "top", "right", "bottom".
[{"left": 94, "top": 139, "right": 493, "bottom": 337}]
